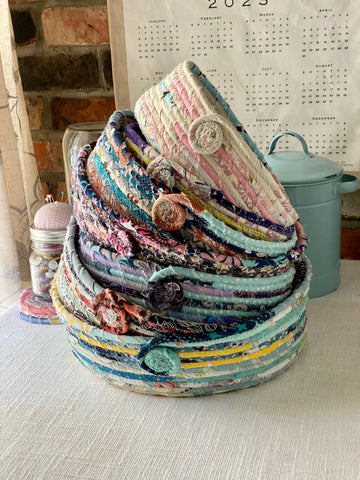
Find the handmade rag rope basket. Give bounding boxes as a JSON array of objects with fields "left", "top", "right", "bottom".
[
  {"left": 51, "top": 252, "right": 311, "bottom": 396},
  {"left": 55, "top": 217, "right": 308, "bottom": 338},
  {"left": 134, "top": 61, "right": 298, "bottom": 229},
  {"left": 52, "top": 61, "right": 311, "bottom": 396},
  {"left": 72, "top": 115, "right": 306, "bottom": 275}
]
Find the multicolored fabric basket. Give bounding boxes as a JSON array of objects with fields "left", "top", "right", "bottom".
[
  {"left": 72, "top": 116, "right": 307, "bottom": 277},
  {"left": 52, "top": 61, "right": 311, "bottom": 396},
  {"left": 56, "top": 217, "right": 306, "bottom": 337},
  {"left": 134, "top": 61, "right": 298, "bottom": 229},
  {"left": 51, "top": 254, "right": 310, "bottom": 396}
]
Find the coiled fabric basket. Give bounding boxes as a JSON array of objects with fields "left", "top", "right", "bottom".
[
  {"left": 134, "top": 61, "right": 298, "bottom": 229},
  {"left": 56, "top": 217, "right": 306, "bottom": 337},
  {"left": 51, "top": 253, "right": 311, "bottom": 397}
]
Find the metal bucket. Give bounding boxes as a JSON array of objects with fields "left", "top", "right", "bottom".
[{"left": 265, "top": 131, "right": 359, "bottom": 298}]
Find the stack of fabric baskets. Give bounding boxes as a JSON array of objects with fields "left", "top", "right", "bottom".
[{"left": 51, "top": 61, "right": 311, "bottom": 396}]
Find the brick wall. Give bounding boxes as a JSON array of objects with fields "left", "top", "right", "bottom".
[{"left": 9, "top": 0, "right": 115, "bottom": 200}]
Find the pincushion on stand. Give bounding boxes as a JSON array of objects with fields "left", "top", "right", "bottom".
[{"left": 19, "top": 199, "right": 72, "bottom": 324}]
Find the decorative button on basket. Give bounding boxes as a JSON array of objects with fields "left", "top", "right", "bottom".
[{"left": 51, "top": 61, "right": 311, "bottom": 396}]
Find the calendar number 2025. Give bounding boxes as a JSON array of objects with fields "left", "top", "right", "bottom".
[{"left": 209, "top": 0, "right": 269, "bottom": 8}]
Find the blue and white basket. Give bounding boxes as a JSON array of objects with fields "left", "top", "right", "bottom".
[{"left": 52, "top": 254, "right": 310, "bottom": 396}]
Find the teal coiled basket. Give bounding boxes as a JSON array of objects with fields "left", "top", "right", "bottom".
[{"left": 52, "top": 232, "right": 311, "bottom": 397}]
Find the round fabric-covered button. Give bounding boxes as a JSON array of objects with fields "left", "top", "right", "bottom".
[
  {"left": 151, "top": 195, "right": 186, "bottom": 231},
  {"left": 147, "top": 280, "right": 184, "bottom": 311},
  {"left": 92, "top": 289, "right": 132, "bottom": 334},
  {"left": 143, "top": 346, "right": 181, "bottom": 375},
  {"left": 188, "top": 114, "right": 224, "bottom": 155}
]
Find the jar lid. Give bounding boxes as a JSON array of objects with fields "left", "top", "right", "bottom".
[
  {"left": 265, "top": 132, "right": 343, "bottom": 185},
  {"left": 65, "top": 120, "right": 107, "bottom": 133},
  {"left": 30, "top": 227, "right": 67, "bottom": 243}
]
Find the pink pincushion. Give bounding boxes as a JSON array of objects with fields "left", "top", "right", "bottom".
[{"left": 34, "top": 202, "right": 73, "bottom": 231}]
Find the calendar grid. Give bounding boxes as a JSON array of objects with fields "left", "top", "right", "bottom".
[{"left": 118, "top": 0, "right": 360, "bottom": 170}]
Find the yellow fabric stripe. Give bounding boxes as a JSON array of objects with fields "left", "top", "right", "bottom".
[
  {"left": 76, "top": 329, "right": 293, "bottom": 370},
  {"left": 77, "top": 332, "right": 138, "bottom": 355},
  {"left": 126, "top": 138, "right": 271, "bottom": 241},
  {"left": 127, "top": 139, "right": 151, "bottom": 165},
  {"left": 179, "top": 340, "right": 254, "bottom": 358},
  {"left": 52, "top": 279, "right": 302, "bottom": 371},
  {"left": 181, "top": 185, "right": 270, "bottom": 241},
  {"left": 181, "top": 333, "right": 293, "bottom": 369}
]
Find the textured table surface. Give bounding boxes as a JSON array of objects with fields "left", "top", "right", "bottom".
[{"left": 1, "top": 260, "right": 360, "bottom": 480}]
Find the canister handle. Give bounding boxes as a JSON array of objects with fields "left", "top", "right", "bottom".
[
  {"left": 267, "top": 131, "right": 310, "bottom": 156},
  {"left": 334, "top": 174, "right": 359, "bottom": 195}
]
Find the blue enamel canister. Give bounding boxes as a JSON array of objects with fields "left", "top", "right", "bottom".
[{"left": 265, "top": 131, "right": 359, "bottom": 298}]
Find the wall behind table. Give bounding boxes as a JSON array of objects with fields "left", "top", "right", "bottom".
[
  {"left": 9, "top": 0, "right": 115, "bottom": 200},
  {"left": 8, "top": 0, "right": 360, "bottom": 259}
]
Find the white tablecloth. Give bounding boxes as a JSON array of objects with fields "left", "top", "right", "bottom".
[{"left": 1, "top": 260, "right": 360, "bottom": 480}]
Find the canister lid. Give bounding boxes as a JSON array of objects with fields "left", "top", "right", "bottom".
[{"left": 265, "top": 132, "right": 343, "bottom": 185}]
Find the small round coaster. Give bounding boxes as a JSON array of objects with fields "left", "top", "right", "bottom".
[
  {"left": 19, "top": 287, "right": 62, "bottom": 324},
  {"left": 19, "top": 311, "right": 61, "bottom": 325}
]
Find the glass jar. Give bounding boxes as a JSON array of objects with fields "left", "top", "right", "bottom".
[
  {"left": 62, "top": 121, "right": 106, "bottom": 203},
  {"left": 29, "top": 228, "right": 67, "bottom": 299}
]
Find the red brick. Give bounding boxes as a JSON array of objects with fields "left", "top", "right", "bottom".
[
  {"left": 25, "top": 97, "right": 44, "bottom": 130},
  {"left": 341, "top": 228, "right": 360, "bottom": 260},
  {"left": 42, "top": 7, "right": 109, "bottom": 46},
  {"left": 51, "top": 97, "right": 115, "bottom": 130},
  {"left": 33, "top": 141, "right": 64, "bottom": 172}
]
